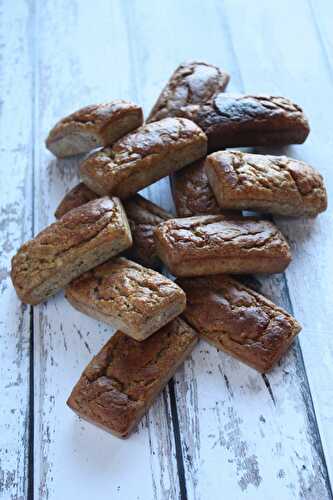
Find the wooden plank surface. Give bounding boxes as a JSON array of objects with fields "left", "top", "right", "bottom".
[
  {"left": 0, "top": 2, "right": 33, "bottom": 499},
  {"left": 1, "top": 0, "right": 333, "bottom": 499},
  {"left": 33, "top": 2, "right": 181, "bottom": 500}
]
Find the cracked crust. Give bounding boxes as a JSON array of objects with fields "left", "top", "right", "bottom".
[
  {"left": 177, "top": 275, "right": 301, "bottom": 372},
  {"left": 11, "top": 197, "right": 132, "bottom": 304},
  {"left": 65, "top": 257, "right": 186, "bottom": 341},
  {"left": 147, "top": 61, "right": 230, "bottom": 123},
  {"left": 154, "top": 215, "right": 291, "bottom": 276},
  {"left": 46, "top": 100, "right": 143, "bottom": 158},
  {"left": 55, "top": 188, "right": 172, "bottom": 269},
  {"left": 80, "top": 117, "right": 208, "bottom": 198},
  {"left": 67, "top": 317, "right": 198, "bottom": 437},
  {"left": 150, "top": 92, "right": 309, "bottom": 152},
  {"left": 206, "top": 151, "right": 327, "bottom": 216}
]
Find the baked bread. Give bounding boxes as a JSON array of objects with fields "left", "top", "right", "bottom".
[
  {"left": 123, "top": 195, "right": 172, "bottom": 268},
  {"left": 177, "top": 275, "right": 301, "bottom": 372},
  {"left": 80, "top": 117, "right": 207, "bottom": 198},
  {"left": 67, "top": 317, "right": 198, "bottom": 437},
  {"left": 154, "top": 215, "right": 291, "bottom": 276},
  {"left": 55, "top": 187, "right": 172, "bottom": 269},
  {"left": 46, "top": 101, "right": 143, "bottom": 158},
  {"left": 54, "top": 183, "right": 98, "bottom": 219},
  {"left": 147, "top": 61, "right": 230, "bottom": 123},
  {"left": 66, "top": 257, "right": 186, "bottom": 341},
  {"left": 11, "top": 197, "right": 132, "bottom": 305},
  {"left": 150, "top": 93, "right": 309, "bottom": 152},
  {"left": 205, "top": 151, "right": 327, "bottom": 217},
  {"left": 170, "top": 159, "right": 221, "bottom": 216}
]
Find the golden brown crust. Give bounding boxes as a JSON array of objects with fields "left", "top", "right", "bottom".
[
  {"left": 11, "top": 197, "right": 132, "bottom": 304},
  {"left": 67, "top": 317, "right": 198, "bottom": 437},
  {"left": 123, "top": 195, "right": 172, "bottom": 268},
  {"left": 177, "top": 275, "right": 301, "bottom": 372},
  {"left": 147, "top": 61, "right": 230, "bottom": 122},
  {"left": 65, "top": 257, "right": 186, "bottom": 341},
  {"left": 54, "top": 183, "right": 98, "bottom": 219},
  {"left": 154, "top": 215, "right": 291, "bottom": 276},
  {"left": 55, "top": 188, "right": 172, "bottom": 268},
  {"left": 205, "top": 151, "right": 327, "bottom": 217},
  {"left": 46, "top": 101, "right": 143, "bottom": 158},
  {"left": 80, "top": 117, "right": 207, "bottom": 198}
]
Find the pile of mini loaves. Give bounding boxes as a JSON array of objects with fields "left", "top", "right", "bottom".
[{"left": 11, "top": 62, "right": 327, "bottom": 438}]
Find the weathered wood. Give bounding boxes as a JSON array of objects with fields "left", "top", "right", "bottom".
[
  {"left": 127, "top": 0, "right": 333, "bottom": 498},
  {"left": 222, "top": 0, "right": 333, "bottom": 488},
  {"left": 33, "top": 1, "right": 181, "bottom": 499},
  {"left": 0, "top": 1, "right": 33, "bottom": 499}
]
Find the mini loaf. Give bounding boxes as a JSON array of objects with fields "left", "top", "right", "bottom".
[
  {"left": 170, "top": 159, "right": 221, "bottom": 216},
  {"left": 67, "top": 317, "right": 198, "bottom": 437},
  {"left": 11, "top": 197, "right": 132, "bottom": 305},
  {"left": 55, "top": 187, "right": 172, "bottom": 269},
  {"left": 65, "top": 257, "right": 186, "bottom": 341},
  {"left": 80, "top": 117, "right": 207, "bottom": 198},
  {"left": 54, "top": 182, "right": 98, "bottom": 219},
  {"left": 147, "top": 61, "right": 230, "bottom": 123},
  {"left": 123, "top": 195, "right": 172, "bottom": 268},
  {"left": 177, "top": 275, "right": 301, "bottom": 372},
  {"left": 205, "top": 151, "right": 327, "bottom": 217},
  {"left": 154, "top": 215, "right": 291, "bottom": 276},
  {"left": 46, "top": 100, "right": 143, "bottom": 158}
]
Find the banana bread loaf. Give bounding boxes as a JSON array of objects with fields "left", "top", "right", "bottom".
[
  {"left": 177, "top": 275, "right": 301, "bottom": 372},
  {"left": 147, "top": 61, "right": 230, "bottom": 123},
  {"left": 66, "top": 257, "right": 186, "bottom": 341},
  {"left": 11, "top": 197, "right": 132, "bottom": 304},
  {"left": 67, "top": 317, "right": 198, "bottom": 437},
  {"left": 154, "top": 215, "right": 291, "bottom": 276},
  {"left": 46, "top": 101, "right": 143, "bottom": 158},
  {"left": 80, "top": 117, "right": 207, "bottom": 198},
  {"left": 55, "top": 188, "right": 172, "bottom": 269},
  {"left": 205, "top": 151, "right": 327, "bottom": 217}
]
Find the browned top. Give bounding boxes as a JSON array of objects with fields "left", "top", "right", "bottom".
[
  {"left": 46, "top": 100, "right": 143, "bottom": 144},
  {"left": 11, "top": 197, "right": 129, "bottom": 298},
  {"left": 67, "top": 317, "right": 198, "bottom": 436},
  {"left": 155, "top": 215, "right": 291, "bottom": 261},
  {"left": 55, "top": 183, "right": 99, "bottom": 219},
  {"left": 80, "top": 117, "right": 207, "bottom": 194},
  {"left": 171, "top": 159, "right": 221, "bottom": 216},
  {"left": 177, "top": 275, "right": 301, "bottom": 371},
  {"left": 206, "top": 151, "right": 327, "bottom": 216},
  {"left": 65, "top": 257, "right": 186, "bottom": 328},
  {"left": 124, "top": 195, "right": 172, "bottom": 267},
  {"left": 147, "top": 61, "right": 229, "bottom": 122}
]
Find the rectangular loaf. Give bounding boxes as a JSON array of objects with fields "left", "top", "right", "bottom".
[
  {"left": 177, "top": 275, "right": 301, "bottom": 372},
  {"left": 205, "top": 151, "right": 327, "bottom": 217},
  {"left": 80, "top": 117, "right": 207, "bottom": 198},
  {"left": 55, "top": 187, "right": 172, "bottom": 269},
  {"left": 154, "top": 215, "right": 291, "bottom": 276},
  {"left": 11, "top": 197, "right": 132, "bottom": 305},
  {"left": 65, "top": 257, "right": 186, "bottom": 341},
  {"left": 46, "top": 100, "right": 143, "bottom": 158},
  {"left": 147, "top": 61, "right": 230, "bottom": 123},
  {"left": 67, "top": 317, "right": 198, "bottom": 437}
]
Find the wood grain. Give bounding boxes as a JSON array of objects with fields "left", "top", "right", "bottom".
[
  {"left": 0, "top": 1, "right": 33, "bottom": 499},
  {"left": 33, "top": 1, "right": 180, "bottom": 500}
]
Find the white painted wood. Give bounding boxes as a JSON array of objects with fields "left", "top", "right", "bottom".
[
  {"left": 0, "top": 2, "right": 33, "bottom": 499},
  {"left": 33, "top": 1, "right": 180, "bottom": 499},
  {"left": 128, "top": 0, "right": 332, "bottom": 498},
  {"left": 221, "top": 0, "right": 333, "bottom": 488}
]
